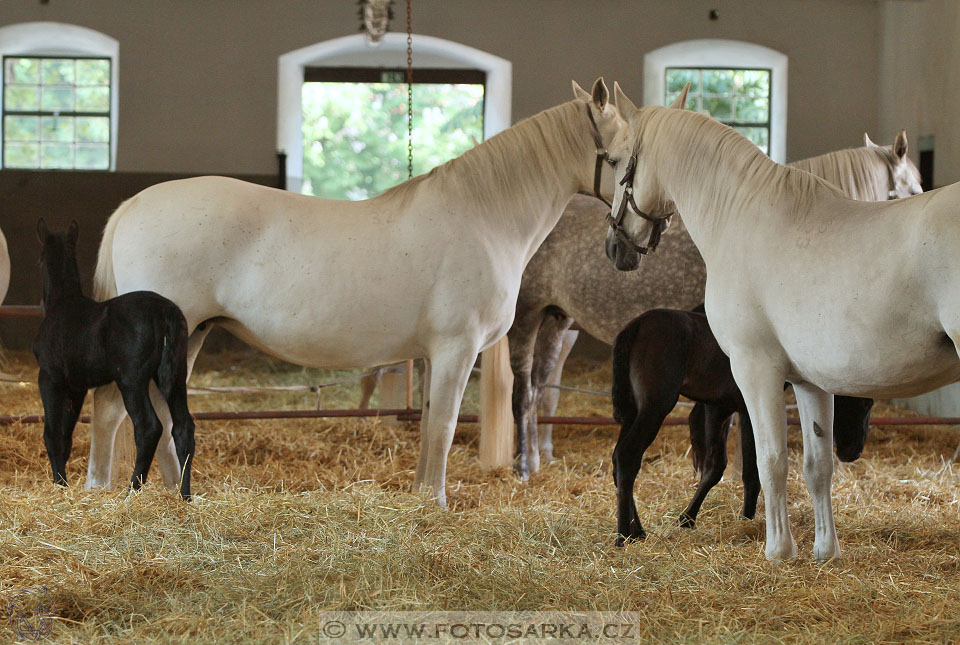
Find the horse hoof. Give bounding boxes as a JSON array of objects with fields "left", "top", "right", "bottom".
[
  {"left": 677, "top": 514, "right": 696, "bottom": 529},
  {"left": 615, "top": 531, "right": 646, "bottom": 547},
  {"left": 513, "top": 463, "right": 530, "bottom": 482}
]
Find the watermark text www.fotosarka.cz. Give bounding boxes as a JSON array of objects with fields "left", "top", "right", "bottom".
[
  {"left": 8, "top": 586, "right": 57, "bottom": 641},
  {"left": 318, "top": 611, "right": 646, "bottom": 642}
]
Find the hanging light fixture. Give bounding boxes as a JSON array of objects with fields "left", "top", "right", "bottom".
[{"left": 358, "top": 0, "right": 394, "bottom": 46}]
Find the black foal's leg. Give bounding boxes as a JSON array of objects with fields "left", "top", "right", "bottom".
[
  {"left": 737, "top": 409, "right": 761, "bottom": 520},
  {"left": 679, "top": 404, "right": 735, "bottom": 528},
  {"left": 118, "top": 379, "right": 164, "bottom": 491},
  {"left": 687, "top": 402, "right": 708, "bottom": 477},
  {"left": 38, "top": 371, "right": 71, "bottom": 486},
  {"left": 165, "top": 382, "right": 196, "bottom": 500},
  {"left": 612, "top": 399, "right": 677, "bottom": 546}
]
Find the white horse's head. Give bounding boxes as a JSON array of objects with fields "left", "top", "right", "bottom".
[
  {"left": 603, "top": 83, "right": 687, "bottom": 271},
  {"left": 864, "top": 130, "right": 923, "bottom": 198},
  {"left": 571, "top": 77, "right": 627, "bottom": 206}
]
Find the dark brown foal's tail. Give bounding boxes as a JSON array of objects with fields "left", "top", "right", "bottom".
[
  {"left": 156, "top": 306, "right": 189, "bottom": 401},
  {"left": 611, "top": 322, "right": 640, "bottom": 426}
]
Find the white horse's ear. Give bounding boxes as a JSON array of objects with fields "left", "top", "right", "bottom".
[
  {"left": 864, "top": 132, "right": 880, "bottom": 149},
  {"left": 590, "top": 77, "right": 609, "bottom": 110},
  {"left": 614, "top": 81, "right": 638, "bottom": 119},
  {"left": 572, "top": 80, "right": 591, "bottom": 101},
  {"left": 669, "top": 82, "right": 691, "bottom": 110},
  {"left": 893, "top": 129, "right": 908, "bottom": 160}
]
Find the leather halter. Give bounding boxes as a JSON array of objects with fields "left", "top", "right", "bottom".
[
  {"left": 607, "top": 133, "right": 674, "bottom": 255},
  {"left": 886, "top": 162, "right": 898, "bottom": 200},
  {"left": 582, "top": 103, "right": 616, "bottom": 208}
]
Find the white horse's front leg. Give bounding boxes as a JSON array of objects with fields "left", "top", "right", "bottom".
[
  {"left": 794, "top": 383, "right": 840, "bottom": 561},
  {"left": 413, "top": 347, "right": 476, "bottom": 507},
  {"left": 86, "top": 384, "right": 127, "bottom": 489},
  {"left": 414, "top": 358, "right": 432, "bottom": 484},
  {"left": 730, "top": 355, "right": 796, "bottom": 560}
]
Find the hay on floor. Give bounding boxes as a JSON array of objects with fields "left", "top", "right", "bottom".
[{"left": 0, "top": 349, "right": 957, "bottom": 643}]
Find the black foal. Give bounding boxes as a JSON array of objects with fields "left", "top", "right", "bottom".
[
  {"left": 33, "top": 219, "right": 196, "bottom": 499},
  {"left": 611, "top": 307, "right": 873, "bottom": 546}
]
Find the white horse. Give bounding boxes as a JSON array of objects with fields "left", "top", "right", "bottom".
[
  {"left": 603, "top": 85, "right": 943, "bottom": 561},
  {"left": 88, "top": 79, "right": 625, "bottom": 505}
]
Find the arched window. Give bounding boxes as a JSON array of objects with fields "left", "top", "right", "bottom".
[
  {"left": 277, "top": 33, "right": 510, "bottom": 193},
  {"left": 644, "top": 39, "right": 787, "bottom": 163},
  {"left": 0, "top": 22, "right": 118, "bottom": 170}
]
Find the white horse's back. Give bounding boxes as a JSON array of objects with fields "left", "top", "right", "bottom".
[{"left": 105, "top": 176, "right": 502, "bottom": 367}]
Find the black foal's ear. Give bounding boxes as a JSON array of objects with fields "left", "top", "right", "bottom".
[
  {"left": 36, "top": 218, "right": 48, "bottom": 244},
  {"left": 67, "top": 220, "right": 80, "bottom": 246}
]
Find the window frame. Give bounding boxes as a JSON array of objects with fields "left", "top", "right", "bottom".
[
  {"left": 0, "top": 22, "right": 119, "bottom": 171},
  {"left": 278, "top": 33, "right": 511, "bottom": 193},
  {"left": 644, "top": 40, "right": 787, "bottom": 163},
  {"left": 665, "top": 65, "right": 772, "bottom": 155},
  {"left": 2, "top": 54, "right": 113, "bottom": 171}
]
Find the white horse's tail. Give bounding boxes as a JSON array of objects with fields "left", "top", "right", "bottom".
[{"left": 93, "top": 202, "right": 127, "bottom": 302}]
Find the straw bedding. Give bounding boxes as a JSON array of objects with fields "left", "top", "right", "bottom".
[{"left": 0, "top": 348, "right": 958, "bottom": 643}]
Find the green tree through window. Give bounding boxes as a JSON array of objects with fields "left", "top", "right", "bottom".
[
  {"left": 301, "top": 81, "right": 484, "bottom": 199},
  {"left": 665, "top": 67, "right": 770, "bottom": 154}
]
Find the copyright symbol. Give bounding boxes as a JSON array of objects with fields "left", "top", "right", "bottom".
[{"left": 322, "top": 620, "right": 346, "bottom": 638}]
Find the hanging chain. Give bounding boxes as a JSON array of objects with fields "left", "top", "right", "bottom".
[{"left": 406, "top": 0, "right": 413, "bottom": 179}]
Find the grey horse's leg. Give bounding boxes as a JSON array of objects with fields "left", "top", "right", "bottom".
[
  {"left": 508, "top": 307, "right": 545, "bottom": 481},
  {"left": 537, "top": 329, "right": 578, "bottom": 462},
  {"left": 358, "top": 367, "right": 384, "bottom": 409},
  {"left": 527, "top": 309, "right": 574, "bottom": 474}
]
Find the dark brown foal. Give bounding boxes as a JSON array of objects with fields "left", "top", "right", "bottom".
[{"left": 611, "top": 307, "right": 873, "bottom": 545}]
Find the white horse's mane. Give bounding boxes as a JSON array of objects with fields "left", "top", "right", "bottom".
[
  {"left": 379, "top": 100, "right": 589, "bottom": 214},
  {"left": 790, "top": 146, "right": 895, "bottom": 202},
  {"left": 637, "top": 106, "right": 843, "bottom": 222}
]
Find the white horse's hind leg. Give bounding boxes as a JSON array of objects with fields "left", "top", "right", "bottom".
[
  {"left": 794, "top": 383, "right": 840, "bottom": 561},
  {"left": 357, "top": 368, "right": 383, "bottom": 409},
  {"left": 729, "top": 354, "right": 797, "bottom": 560},
  {"left": 413, "top": 347, "right": 476, "bottom": 507},
  {"left": 86, "top": 384, "right": 126, "bottom": 489}
]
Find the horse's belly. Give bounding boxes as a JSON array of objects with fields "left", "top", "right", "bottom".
[
  {"left": 217, "top": 317, "right": 414, "bottom": 368},
  {"left": 786, "top": 334, "right": 960, "bottom": 398}
]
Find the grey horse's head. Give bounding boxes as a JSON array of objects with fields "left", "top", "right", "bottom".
[{"left": 605, "top": 226, "right": 642, "bottom": 271}]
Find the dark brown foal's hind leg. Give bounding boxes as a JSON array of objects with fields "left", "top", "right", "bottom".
[
  {"left": 612, "top": 397, "right": 679, "bottom": 545},
  {"left": 737, "top": 409, "right": 761, "bottom": 520},
  {"left": 678, "top": 403, "right": 735, "bottom": 528}
]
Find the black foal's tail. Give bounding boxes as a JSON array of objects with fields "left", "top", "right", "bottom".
[
  {"left": 156, "top": 307, "right": 189, "bottom": 401},
  {"left": 611, "top": 322, "right": 640, "bottom": 426}
]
